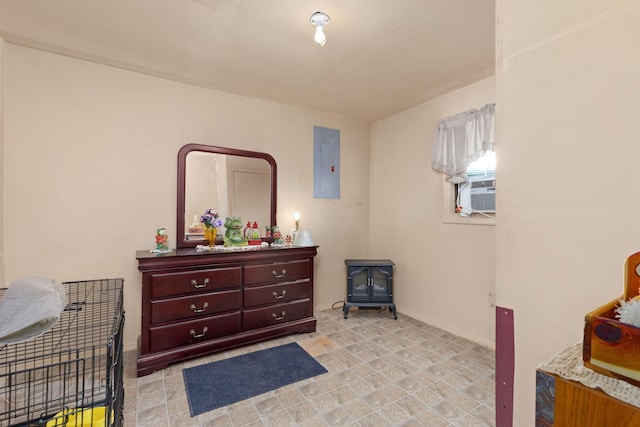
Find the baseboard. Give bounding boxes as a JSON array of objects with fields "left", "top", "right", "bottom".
[
  {"left": 398, "top": 307, "right": 496, "bottom": 350},
  {"left": 314, "top": 303, "right": 496, "bottom": 349}
]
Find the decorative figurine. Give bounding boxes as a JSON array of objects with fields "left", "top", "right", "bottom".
[
  {"left": 223, "top": 216, "right": 249, "bottom": 246},
  {"left": 243, "top": 221, "right": 252, "bottom": 240},
  {"left": 155, "top": 228, "right": 169, "bottom": 251},
  {"left": 272, "top": 226, "right": 284, "bottom": 245},
  {"left": 248, "top": 222, "right": 262, "bottom": 245}
]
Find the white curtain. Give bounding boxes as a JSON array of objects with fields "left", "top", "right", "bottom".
[{"left": 431, "top": 103, "right": 495, "bottom": 183}]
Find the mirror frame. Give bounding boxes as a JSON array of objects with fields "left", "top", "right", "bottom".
[{"left": 176, "top": 143, "right": 277, "bottom": 248}]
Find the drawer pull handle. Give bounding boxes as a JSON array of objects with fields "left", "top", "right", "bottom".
[
  {"left": 191, "top": 278, "right": 210, "bottom": 288},
  {"left": 272, "top": 311, "right": 286, "bottom": 321},
  {"left": 272, "top": 269, "right": 287, "bottom": 278},
  {"left": 189, "top": 302, "right": 209, "bottom": 313},
  {"left": 272, "top": 290, "right": 287, "bottom": 300},
  {"left": 189, "top": 327, "right": 208, "bottom": 338}
]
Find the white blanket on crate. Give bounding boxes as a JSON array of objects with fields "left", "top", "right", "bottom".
[{"left": 0, "top": 276, "right": 66, "bottom": 344}]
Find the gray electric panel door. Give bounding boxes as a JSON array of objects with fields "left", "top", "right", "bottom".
[{"left": 313, "top": 125, "right": 340, "bottom": 199}]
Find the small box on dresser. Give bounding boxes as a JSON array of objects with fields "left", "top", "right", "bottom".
[
  {"left": 136, "top": 246, "right": 317, "bottom": 377},
  {"left": 583, "top": 251, "right": 640, "bottom": 386}
]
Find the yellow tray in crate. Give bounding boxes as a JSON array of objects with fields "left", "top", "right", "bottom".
[{"left": 46, "top": 407, "right": 111, "bottom": 427}]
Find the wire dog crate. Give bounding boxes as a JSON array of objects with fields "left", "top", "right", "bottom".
[{"left": 0, "top": 278, "right": 124, "bottom": 427}]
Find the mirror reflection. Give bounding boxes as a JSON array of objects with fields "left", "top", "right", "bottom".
[
  {"left": 177, "top": 144, "right": 277, "bottom": 248},
  {"left": 184, "top": 153, "right": 271, "bottom": 240}
]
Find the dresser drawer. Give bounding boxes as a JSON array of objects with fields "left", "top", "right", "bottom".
[
  {"left": 244, "top": 259, "right": 311, "bottom": 286},
  {"left": 149, "top": 311, "right": 242, "bottom": 353},
  {"left": 244, "top": 280, "right": 311, "bottom": 308},
  {"left": 150, "top": 267, "right": 242, "bottom": 298},
  {"left": 243, "top": 299, "right": 312, "bottom": 330},
  {"left": 150, "top": 289, "right": 241, "bottom": 325}
]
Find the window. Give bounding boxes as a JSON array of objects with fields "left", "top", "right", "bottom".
[
  {"left": 431, "top": 103, "right": 496, "bottom": 224},
  {"left": 466, "top": 151, "right": 496, "bottom": 179},
  {"left": 455, "top": 151, "right": 496, "bottom": 219}
]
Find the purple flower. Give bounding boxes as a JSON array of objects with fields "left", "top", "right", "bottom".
[{"left": 200, "top": 208, "right": 221, "bottom": 228}]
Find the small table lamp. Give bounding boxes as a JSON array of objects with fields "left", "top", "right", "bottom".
[
  {"left": 291, "top": 212, "right": 315, "bottom": 246},
  {"left": 293, "top": 229, "right": 315, "bottom": 247}
]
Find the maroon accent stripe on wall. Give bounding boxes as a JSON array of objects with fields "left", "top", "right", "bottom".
[{"left": 496, "top": 306, "right": 514, "bottom": 427}]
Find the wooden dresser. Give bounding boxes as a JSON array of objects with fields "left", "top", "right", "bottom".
[{"left": 135, "top": 246, "right": 317, "bottom": 376}]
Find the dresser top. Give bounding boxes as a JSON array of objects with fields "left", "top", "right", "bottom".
[
  {"left": 138, "top": 245, "right": 317, "bottom": 258},
  {"left": 136, "top": 245, "right": 318, "bottom": 271}
]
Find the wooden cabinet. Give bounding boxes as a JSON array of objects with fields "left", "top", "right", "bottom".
[
  {"left": 343, "top": 259, "right": 396, "bottom": 319},
  {"left": 536, "top": 370, "right": 640, "bottom": 426},
  {"left": 136, "top": 246, "right": 317, "bottom": 376}
]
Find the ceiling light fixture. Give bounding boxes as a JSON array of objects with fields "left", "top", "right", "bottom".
[{"left": 310, "top": 11, "right": 330, "bottom": 46}]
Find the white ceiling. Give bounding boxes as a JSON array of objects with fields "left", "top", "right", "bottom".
[{"left": 0, "top": 0, "right": 495, "bottom": 122}]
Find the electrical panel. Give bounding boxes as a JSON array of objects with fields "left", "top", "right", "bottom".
[{"left": 313, "top": 126, "right": 340, "bottom": 199}]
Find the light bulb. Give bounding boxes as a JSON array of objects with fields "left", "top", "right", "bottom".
[
  {"left": 310, "top": 12, "right": 330, "bottom": 46},
  {"left": 293, "top": 212, "right": 300, "bottom": 231},
  {"left": 314, "top": 25, "right": 326, "bottom": 46}
]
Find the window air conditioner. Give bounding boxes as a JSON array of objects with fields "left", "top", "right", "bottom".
[{"left": 469, "top": 178, "right": 496, "bottom": 213}]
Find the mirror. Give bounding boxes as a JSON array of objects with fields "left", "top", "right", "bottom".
[{"left": 177, "top": 144, "right": 277, "bottom": 248}]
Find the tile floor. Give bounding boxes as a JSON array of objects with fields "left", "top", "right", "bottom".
[{"left": 123, "top": 308, "right": 496, "bottom": 426}]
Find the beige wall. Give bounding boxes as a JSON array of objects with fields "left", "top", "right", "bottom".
[
  {"left": 369, "top": 78, "right": 496, "bottom": 346},
  {"left": 496, "top": 1, "right": 640, "bottom": 424},
  {"left": 2, "top": 44, "right": 371, "bottom": 350}
]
